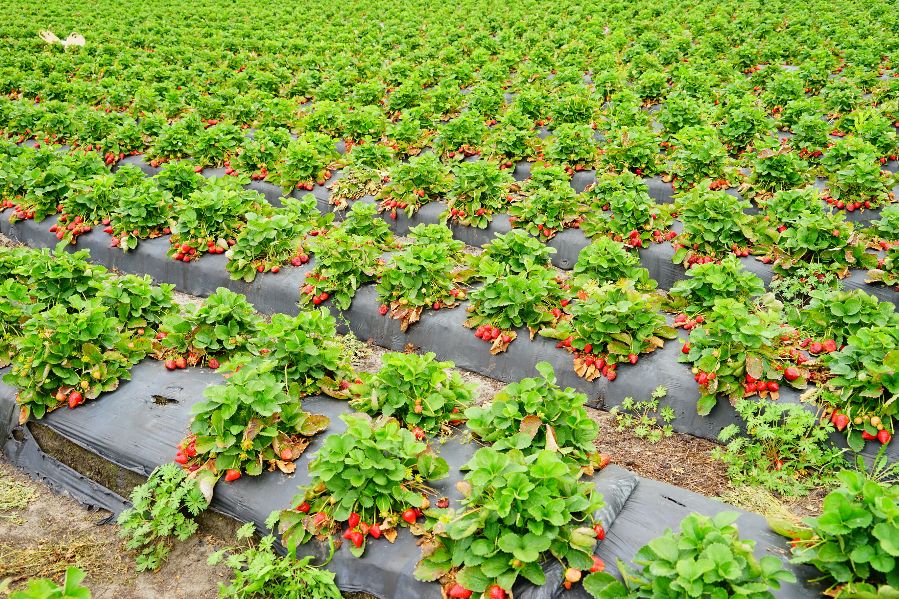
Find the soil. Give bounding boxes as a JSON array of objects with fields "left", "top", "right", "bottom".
[{"left": 0, "top": 459, "right": 230, "bottom": 598}]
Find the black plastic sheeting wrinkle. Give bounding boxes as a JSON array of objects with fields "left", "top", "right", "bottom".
[{"left": 0, "top": 361, "right": 822, "bottom": 598}]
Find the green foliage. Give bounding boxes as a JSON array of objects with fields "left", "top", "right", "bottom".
[
  {"left": 668, "top": 255, "right": 766, "bottom": 314},
  {"left": 715, "top": 399, "right": 847, "bottom": 496},
  {"left": 8, "top": 567, "right": 91, "bottom": 599},
  {"left": 585, "top": 512, "right": 796, "bottom": 598},
  {"left": 415, "top": 448, "right": 604, "bottom": 594},
  {"left": 118, "top": 464, "right": 210, "bottom": 572},
  {"left": 610, "top": 386, "right": 675, "bottom": 443},
  {"left": 350, "top": 352, "right": 474, "bottom": 434}
]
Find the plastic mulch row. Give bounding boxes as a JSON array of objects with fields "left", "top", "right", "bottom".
[
  {"left": 1, "top": 213, "right": 896, "bottom": 466},
  {"left": 0, "top": 361, "right": 823, "bottom": 599}
]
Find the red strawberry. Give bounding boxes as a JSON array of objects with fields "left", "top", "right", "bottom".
[
  {"left": 313, "top": 512, "right": 328, "bottom": 527},
  {"left": 594, "top": 523, "right": 605, "bottom": 540},
  {"left": 280, "top": 448, "right": 293, "bottom": 461},
  {"left": 832, "top": 414, "right": 849, "bottom": 431},
  {"left": 175, "top": 356, "right": 187, "bottom": 369},
  {"left": 822, "top": 339, "right": 837, "bottom": 353},
  {"left": 489, "top": 586, "right": 506, "bottom": 599},
  {"left": 224, "top": 469, "right": 241, "bottom": 482},
  {"left": 767, "top": 381, "right": 779, "bottom": 392},
  {"left": 369, "top": 523, "right": 381, "bottom": 539},
  {"left": 348, "top": 512, "right": 361, "bottom": 528},
  {"left": 67, "top": 391, "right": 83, "bottom": 409},
  {"left": 862, "top": 431, "right": 878, "bottom": 441},
  {"left": 447, "top": 584, "right": 472, "bottom": 598},
  {"left": 583, "top": 343, "right": 593, "bottom": 354},
  {"left": 784, "top": 367, "right": 799, "bottom": 382},
  {"left": 402, "top": 508, "right": 418, "bottom": 524},
  {"left": 628, "top": 353, "right": 638, "bottom": 365},
  {"left": 590, "top": 555, "right": 605, "bottom": 573},
  {"left": 174, "top": 452, "right": 188, "bottom": 464},
  {"left": 878, "top": 429, "right": 892, "bottom": 444},
  {"left": 164, "top": 359, "right": 177, "bottom": 370},
  {"left": 809, "top": 342, "right": 823, "bottom": 354},
  {"left": 349, "top": 531, "right": 364, "bottom": 548}
]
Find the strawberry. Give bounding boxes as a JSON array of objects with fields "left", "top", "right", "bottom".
[
  {"left": 590, "top": 555, "right": 605, "bottom": 573},
  {"left": 348, "top": 512, "right": 361, "bottom": 528},
  {"left": 878, "top": 429, "right": 892, "bottom": 444},
  {"left": 280, "top": 448, "right": 293, "bottom": 461},
  {"left": 681, "top": 343, "right": 690, "bottom": 354},
  {"left": 832, "top": 413, "right": 849, "bottom": 431},
  {"left": 174, "top": 452, "right": 188, "bottom": 465},
  {"left": 369, "top": 523, "right": 381, "bottom": 539},
  {"left": 488, "top": 585, "right": 506, "bottom": 599},
  {"left": 402, "top": 508, "right": 418, "bottom": 524},
  {"left": 822, "top": 339, "right": 837, "bottom": 353},
  {"left": 767, "top": 381, "right": 779, "bottom": 392},
  {"left": 175, "top": 356, "right": 187, "bottom": 369},
  {"left": 594, "top": 523, "right": 605, "bottom": 540},
  {"left": 67, "top": 391, "right": 83, "bottom": 409},
  {"left": 783, "top": 366, "right": 800, "bottom": 382},
  {"left": 224, "top": 469, "right": 241, "bottom": 482},
  {"left": 862, "top": 431, "right": 878, "bottom": 441},
  {"left": 628, "top": 353, "right": 638, "bottom": 365},
  {"left": 809, "top": 342, "right": 823, "bottom": 354},
  {"left": 349, "top": 531, "right": 364, "bottom": 548},
  {"left": 447, "top": 584, "right": 472, "bottom": 598},
  {"left": 313, "top": 512, "right": 328, "bottom": 527},
  {"left": 164, "top": 359, "right": 177, "bottom": 370}
]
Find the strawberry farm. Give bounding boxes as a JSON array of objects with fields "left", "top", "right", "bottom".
[{"left": 1, "top": 0, "right": 899, "bottom": 596}]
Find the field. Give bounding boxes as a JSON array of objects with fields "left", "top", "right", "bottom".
[{"left": 1, "top": 0, "right": 898, "bottom": 597}]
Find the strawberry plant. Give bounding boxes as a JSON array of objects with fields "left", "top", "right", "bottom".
[
  {"left": 869, "top": 205, "right": 899, "bottom": 242},
  {"left": 225, "top": 210, "right": 307, "bottom": 282},
  {"left": 584, "top": 512, "right": 796, "bottom": 598},
  {"left": 770, "top": 458, "right": 899, "bottom": 597},
  {"left": 275, "top": 413, "right": 449, "bottom": 556},
  {"left": 817, "top": 326, "right": 899, "bottom": 451},
  {"left": 715, "top": 399, "right": 847, "bottom": 496},
  {"left": 667, "top": 125, "right": 729, "bottom": 187},
  {"left": 750, "top": 146, "right": 811, "bottom": 193},
  {"left": 246, "top": 310, "right": 353, "bottom": 398},
  {"left": 543, "top": 282, "right": 676, "bottom": 381},
  {"left": 190, "top": 122, "right": 243, "bottom": 167},
  {"left": 302, "top": 228, "right": 383, "bottom": 310},
  {"left": 759, "top": 186, "right": 824, "bottom": 225},
  {"left": 672, "top": 187, "right": 764, "bottom": 266},
  {"left": 377, "top": 153, "right": 452, "bottom": 217},
  {"left": 772, "top": 211, "right": 877, "bottom": 276},
  {"left": 484, "top": 108, "right": 539, "bottom": 164},
  {"left": 274, "top": 133, "right": 339, "bottom": 191},
  {"left": 208, "top": 522, "right": 341, "bottom": 599},
  {"left": 656, "top": 91, "right": 705, "bottom": 136},
  {"left": 5, "top": 297, "right": 150, "bottom": 421},
  {"left": 110, "top": 181, "right": 173, "bottom": 251},
  {"left": 791, "top": 113, "right": 832, "bottom": 158},
  {"left": 508, "top": 182, "right": 582, "bottom": 239},
  {"left": 98, "top": 273, "right": 176, "bottom": 332},
  {"left": 476, "top": 229, "right": 556, "bottom": 276},
  {"left": 328, "top": 142, "right": 394, "bottom": 209},
  {"left": 148, "top": 116, "right": 202, "bottom": 161},
  {"left": 445, "top": 160, "right": 513, "bottom": 229},
  {"left": 231, "top": 127, "right": 293, "bottom": 180},
  {"left": 788, "top": 289, "right": 899, "bottom": 347},
  {"left": 717, "top": 98, "right": 771, "bottom": 152},
  {"left": 117, "top": 463, "right": 210, "bottom": 572},
  {"left": 415, "top": 448, "right": 604, "bottom": 595},
  {"left": 571, "top": 237, "right": 655, "bottom": 290},
  {"left": 154, "top": 161, "right": 205, "bottom": 199},
  {"left": 601, "top": 125, "right": 660, "bottom": 175},
  {"left": 59, "top": 167, "right": 139, "bottom": 235},
  {"left": 822, "top": 138, "right": 894, "bottom": 207},
  {"left": 339, "top": 200, "right": 394, "bottom": 248},
  {"left": 168, "top": 180, "right": 267, "bottom": 261},
  {"left": 158, "top": 287, "right": 261, "bottom": 365},
  {"left": 771, "top": 262, "right": 845, "bottom": 306},
  {"left": 350, "top": 351, "right": 474, "bottom": 435},
  {"left": 545, "top": 123, "right": 598, "bottom": 168},
  {"left": 465, "top": 262, "right": 562, "bottom": 353},
  {"left": 185, "top": 358, "right": 330, "bottom": 476},
  {"left": 668, "top": 255, "right": 766, "bottom": 315},
  {"left": 680, "top": 298, "right": 808, "bottom": 415},
  {"left": 434, "top": 111, "right": 487, "bottom": 158},
  {"left": 582, "top": 179, "right": 669, "bottom": 247},
  {"left": 465, "top": 361, "right": 601, "bottom": 468},
  {"left": 377, "top": 224, "right": 468, "bottom": 331},
  {"left": 867, "top": 246, "right": 899, "bottom": 289}
]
